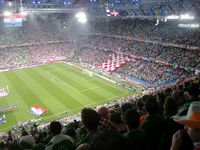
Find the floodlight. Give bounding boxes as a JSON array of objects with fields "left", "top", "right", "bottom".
[
  {"left": 178, "top": 23, "right": 199, "bottom": 28},
  {"left": 3, "top": 11, "right": 12, "bottom": 17},
  {"left": 166, "top": 15, "right": 179, "bottom": 20},
  {"left": 75, "top": 12, "right": 86, "bottom": 19},
  {"left": 75, "top": 12, "right": 87, "bottom": 23},
  {"left": 106, "top": 9, "right": 110, "bottom": 13},
  {"left": 180, "top": 14, "right": 194, "bottom": 20}
]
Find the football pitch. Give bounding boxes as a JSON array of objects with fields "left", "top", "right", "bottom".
[{"left": 0, "top": 63, "right": 140, "bottom": 131}]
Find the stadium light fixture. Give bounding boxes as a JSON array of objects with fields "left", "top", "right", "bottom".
[
  {"left": 191, "top": 24, "right": 199, "bottom": 28},
  {"left": 75, "top": 12, "right": 86, "bottom": 19},
  {"left": 165, "top": 15, "right": 179, "bottom": 20},
  {"left": 75, "top": 12, "right": 87, "bottom": 23},
  {"left": 180, "top": 14, "right": 194, "bottom": 20},
  {"left": 3, "top": 11, "right": 12, "bottom": 17},
  {"left": 178, "top": 23, "right": 199, "bottom": 28}
]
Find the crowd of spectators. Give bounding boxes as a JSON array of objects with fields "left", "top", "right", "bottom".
[
  {"left": 1, "top": 18, "right": 198, "bottom": 86},
  {"left": 78, "top": 35, "right": 198, "bottom": 86},
  {"left": 0, "top": 43, "right": 74, "bottom": 70},
  {"left": 116, "top": 60, "right": 191, "bottom": 85},
  {"left": 78, "top": 47, "right": 112, "bottom": 66},
  {"left": 81, "top": 36, "right": 200, "bottom": 70},
  {"left": 0, "top": 15, "right": 71, "bottom": 46},
  {"left": 91, "top": 19, "right": 200, "bottom": 47},
  {"left": 0, "top": 76, "right": 199, "bottom": 150},
  {"left": 0, "top": 13, "right": 199, "bottom": 150}
]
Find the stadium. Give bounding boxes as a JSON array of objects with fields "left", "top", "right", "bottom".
[{"left": 0, "top": 0, "right": 199, "bottom": 149}]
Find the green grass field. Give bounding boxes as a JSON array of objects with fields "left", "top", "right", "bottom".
[{"left": 0, "top": 63, "right": 141, "bottom": 131}]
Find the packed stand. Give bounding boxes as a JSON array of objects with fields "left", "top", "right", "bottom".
[
  {"left": 81, "top": 36, "right": 200, "bottom": 70},
  {"left": 0, "top": 43, "right": 74, "bottom": 70},
  {"left": 0, "top": 13, "right": 199, "bottom": 150},
  {"left": 0, "top": 15, "right": 73, "bottom": 47},
  {"left": 78, "top": 36, "right": 198, "bottom": 86},
  {"left": 116, "top": 60, "right": 192, "bottom": 85},
  {"left": 91, "top": 19, "right": 200, "bottom": 47},
  {"left": 0, "top": 77, "right": 199, "bottom": 150}
]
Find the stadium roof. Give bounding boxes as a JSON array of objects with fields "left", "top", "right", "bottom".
[{"left": 0, "top": 0, "right": 199, "bottom": 18}]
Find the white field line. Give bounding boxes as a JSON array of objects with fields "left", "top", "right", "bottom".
[
  {"left": 46, "top": 72, "right": 68, "bottom": 86},
  {"left": 63, "top": 63, "right": 127, "bottom": 93},
  {"left": 46, "top": 70, "right": 117, "bottom": 95},
  {"left": 62, "top": 64, "right": 93, "bottom": 82},
  {"left": 50, "top": 68, "right": 65, "bottom": 72},
  {"left": 63, "top": 64, "right": 127, "bottom": 94},
  {"left": 46, "top": 72, "right": 83, "bottom": 95},
  {"left": 98, "top": 80, "right": 126, "bottom": 93},
  {"left": 79, "top": 85, "right": 107, "bottom": 92}
]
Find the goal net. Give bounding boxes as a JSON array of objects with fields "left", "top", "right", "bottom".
[{"left": 82, "top": 69, "right": 94, "bottom": 77}]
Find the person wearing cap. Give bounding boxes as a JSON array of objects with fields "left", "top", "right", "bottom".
[{"left": 170, "top": 101, "right": 200, "bottom": 150}]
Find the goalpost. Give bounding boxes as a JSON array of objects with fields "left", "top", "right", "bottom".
[{"left": 82, "top": 69, "right": 94, "bottom": 77}]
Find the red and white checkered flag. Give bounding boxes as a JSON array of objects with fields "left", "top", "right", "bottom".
[{"left": 98, "top": 53, "right": 130, "bottom": 72}]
